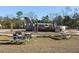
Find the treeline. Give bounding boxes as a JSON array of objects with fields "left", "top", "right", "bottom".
[
  {"left": 0, "top": 17, "right": 24, "bottom": 29},
  {"left": 53, "top": 15, "right": 79, "bottom": 29},
  {"left": 32, "top": 13, "right": 79, "bottom": 29},
  {"left": 0, "top": 9, "right": 79, "bottom": 29}
]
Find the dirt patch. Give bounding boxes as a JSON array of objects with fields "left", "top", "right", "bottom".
[{"left": 0, "top": 36, "right": 79, "bottom": 52}]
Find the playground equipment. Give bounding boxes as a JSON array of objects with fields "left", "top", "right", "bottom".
[{"left": 10, "top": 31, "right": 31, "bottom": 44}]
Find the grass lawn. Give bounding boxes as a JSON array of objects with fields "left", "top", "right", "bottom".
[{"left": 0, "top": 35, "right": 79, "bottom": 52}]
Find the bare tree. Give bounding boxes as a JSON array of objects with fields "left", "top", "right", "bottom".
[
  {"left": 8, "top": 15, "right": 14, "bottom": 34},
  {"left": 65, "top": 6, "right": 72, "bottom": 16},
  {"left": 25, "top": 12, "right": 37, "bottom": 20}
]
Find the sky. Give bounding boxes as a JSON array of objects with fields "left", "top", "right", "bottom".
[{"left": 0, "top": 6, "right": 79, "bottom": 20}]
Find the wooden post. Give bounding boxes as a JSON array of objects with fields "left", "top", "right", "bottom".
[
  {"left": 36, "top": 19, "right": 38, "bottom": 32},
  {"left": 11, "top": 22, "right": 13, "bottom": 34},
  {"left": 36, "top": 23, "right": 38, "bottom": 32}
]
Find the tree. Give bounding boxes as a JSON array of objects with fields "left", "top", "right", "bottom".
[
  {"left": 13, "top": 19, "right": 24, "bottom": 29},
  {"left": 42, "top": 15, "right": 50, "bottom": 23},
  {"left": 65, "top": 7, "right": 72, "bottom": 16},
  {"left": 16, "top": 11, "right": 23, "bottom": 18},
  {"left": 55, "top": 16, "right": 63, "bottom": 25},
  {"left": 0, "top": 16, "right": 3, "bottom": 21},
  {"left": 62, "top": 16, "right": 72, "bottom": 27},
  {"left": 73, "top": 13, "right": 79, "bottom": 19},
  {"left": 48, "top": 13, "right": 54, "bottom": 21},
  {"left": 32, "top": 19, "right": 38, "bottom": 24}
]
